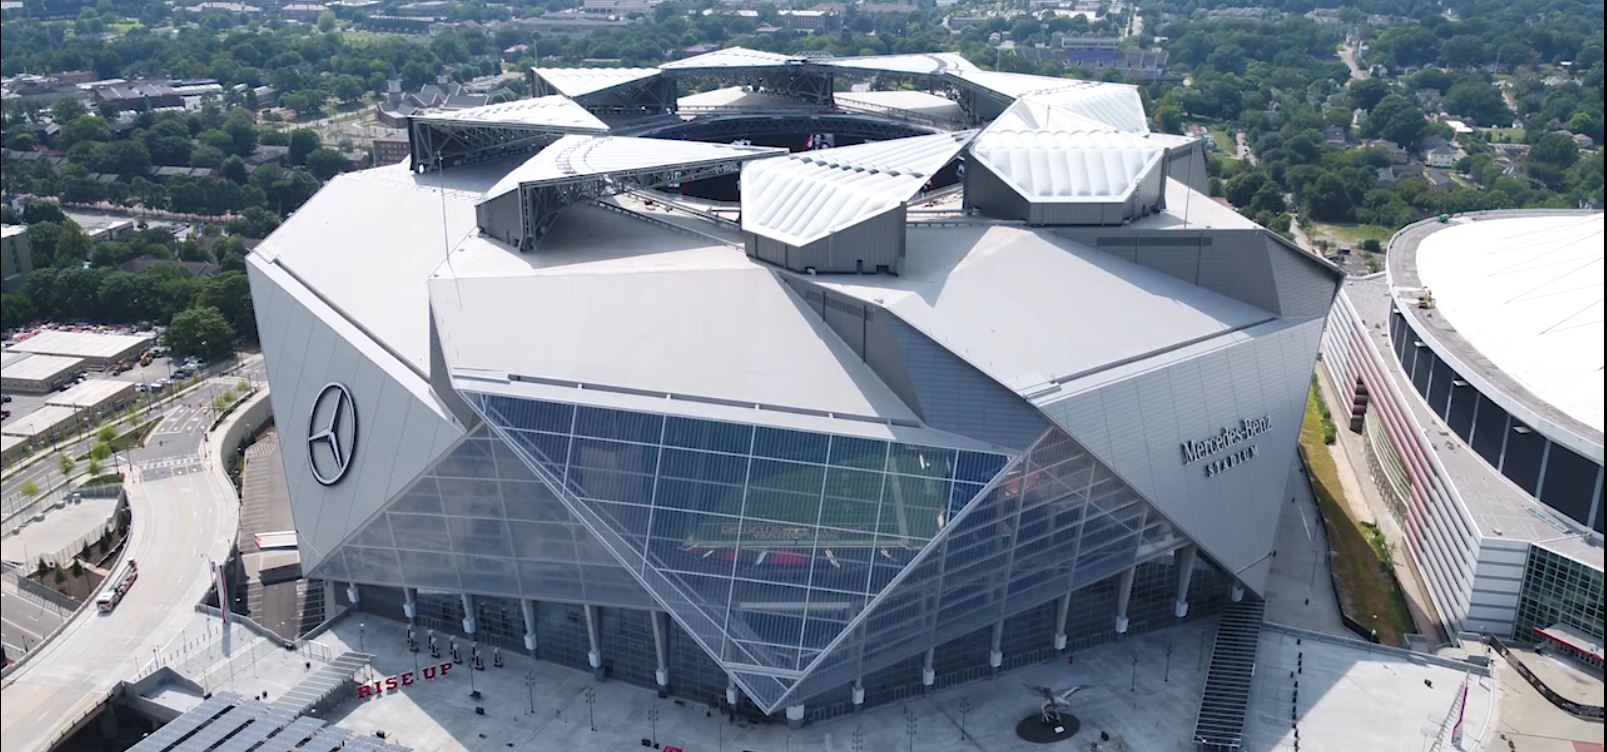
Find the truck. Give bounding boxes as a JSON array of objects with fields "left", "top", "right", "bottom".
[{"left": 96, "top": 559, "right": 139, "bottom": 613}]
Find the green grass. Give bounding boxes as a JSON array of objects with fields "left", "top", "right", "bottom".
[
  {"left": 77, "top": 420, "right": 159, "bottom": 461},
  {"left": 1309, "top": 222, "right": 1393, "bottom": 250},
  {"left": 1209, "top": 128, "right": 1237, "bottom": 157},
  {"left": 680, "top": 449, "right": 953, "bottom": 548},
  {"left": 1301, "top": 383, "right": 1416, "bottom": 646},
  {"left": 107, "top": 20, "right": 143, "bottom": 32},
  {"left": 1485, "top": 127, "right": 1526, "bottom": 144}
]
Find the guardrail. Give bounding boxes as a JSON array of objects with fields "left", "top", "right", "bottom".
[
  {"left": 1486, "top": 634, "right": 1604, "bottom": 720},
  {"left": 1263, "top": 622, "right": 1490, "bottom": 676}
]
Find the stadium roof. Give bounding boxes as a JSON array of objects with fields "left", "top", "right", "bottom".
[
  {"left": 819, "top": 52, "right": 978, "bottom": 76},
  {"left": 741, "top": 130, "right": 974, "bottom": 246},
  {"left": 1413, "top": 212, "right": 1604, "bottom": 433},
  {"left": 813, "top": 225, "right": 1276, "bottom": 395},
  {"left": 532, "top": 67, "right": 662, "bottom": 98},
  {"left": 678, "top": 86, "right": 817, "bottom": 109},
  {"left": 408, "top": 96, "right": 608, "bottom": 132},
  {"left": 952, "top": 69, "right": 1088, "bottom": 98},
  {"left": 1021, "top": 84, "right": 1149, "bottom": 133},
  {"left": 484, "top": 135, "right": 784, "bottom": 202},
  {"left": 659, "top": 46, "right": 799, "bottom": 70},
  {"left": 970, "top": 127, "right": 1165, "bottom": 203}
]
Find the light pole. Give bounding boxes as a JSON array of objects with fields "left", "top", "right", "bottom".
[
  {"left": 903, "top": 705, "right": 917, "bottom": 752},
  {"left": 1165, "top": 644, "right": 1173, "bottom": 683},
  {"left": 851, "top": 727, "right": 864, "bottom": 752},
  {"left": 524, "top": 671, "right": 537, "bottom": 714},
  {"left": 1130, "top": 654, "right": 1138, "bottom": 692},
  {"left": 648, "top": 706, "right": 660, "bottom": 747},
  {"left": 584, "top": 685, "right": 597, "bottom": 732},
  {"left": 359, "top": 621, "right": 366, "bottom": 653},
  {"left": 958, "top": 697, "right": 971, "bottom": 740}
]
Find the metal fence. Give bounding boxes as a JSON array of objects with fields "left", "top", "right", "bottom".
[{"left": 13, "top": 487, "right": 127, "bottom": 570}]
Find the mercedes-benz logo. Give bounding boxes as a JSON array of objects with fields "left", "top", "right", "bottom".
[{"left": 307, "top": 382, "right": 358, "bottom": 486}]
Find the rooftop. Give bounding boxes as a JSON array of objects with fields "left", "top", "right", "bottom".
[
  {"left": 1403, "top": 212, "right": 1603, "bottom": 437},
  {"left": 0, "top": 352, "right": 84, "bottom": 381},
  {"left": 0, "top": 404, "right": 78, "bottom": 438},
  {"left": 44, "top": 378, "right": 134, "bottom": 408},
  {"left": 8, "top": 329, "right": 153, "bottom": 359}
]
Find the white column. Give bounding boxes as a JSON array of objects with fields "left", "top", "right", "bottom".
[
  {"left": 520, "top": 599, "right": 538, "bottom": 653},
  {"left": 725, "top": 678, "right": 740, "bottom": 708},
  {"left": 402, "top": 587, "right": 417, "bottom": 621},
  {"left": 1053, "top": 593, "right": 1071, "bottom": 650},
  {"left": 460, "top": 593, "right": 478, "bottom": 635},
  {"left": 1174, "top": 545, "right": 1197, "bottom": 619},
  {"left": 651, "top": 610, "right": 671, "bottom": 694},
  {"left": 584, "top": 604, "right": 603, "bottom": 677},
  {"left": 988, "top": 620, "right": 1004, "bottom": 670},
  {"left": 921, "top": 647, "right": 936, "bottom": 690},
  {"left": 851, "top": 678, "right": 865, "bottom": 710},
  {"left": 1231, "top": 584, "right": 1245, "bottom": 603},
  {"left": 1115, "top": 566, "right": 1136, "bottom": 634},
  {"left": 785, "top": 703, "right": 805, "bottom": 728},
  {"left": 345, "top": 582, "right": 361, "bottom": 605}
]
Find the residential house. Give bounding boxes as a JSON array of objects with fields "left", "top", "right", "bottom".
[
  {"left": 1375, "top": 163, "right": 1424, "bottom": 184},
  {"left": 1322, "top": 126, "right": 1350, "bottom": 148},
  {"left": 1423, "top": 168, "right": 1456, "bottom": 192},
  {"left": 1360, "top": 138, "right": 1408, "bottom": 164},
  {"left": 1425, "top": 145, "right": 1465, "bottom": 168},
  {"left": 372, "top": 137, "right": 410, "bottom": 167}
]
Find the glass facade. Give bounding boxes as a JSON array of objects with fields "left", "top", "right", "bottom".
[
  {"left": 1514, "top": 545, "right": 1605, "bottom": 644},
  {"left": 318, "top": 393, "right": 1204, "bottom": 715}
]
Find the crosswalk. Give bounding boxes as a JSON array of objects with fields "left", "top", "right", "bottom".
[
  {"left": 137, "top": 455, "right": 203, "bottom": 480},
  {"left": 153, "top": 404, "right": 209, "bottom": 437}
]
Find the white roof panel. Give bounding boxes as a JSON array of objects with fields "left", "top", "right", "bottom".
[
  {"left": 660, "top": 46, "right": 799, "bottom": 70},
  {"left": 253, "top": 160, "right": 514, "bottom": 373},
  {"left": 822, "top": 52, "right": 978, "bottom": 76},
  {"left": 815, "top": 225, "right": 1274, "bottom": 394},
  {"left": 533, "top": 67, "right": 661, "bottom": 98},
  {"left": 430, "top": 209, "right": 920, "bottom": 427},
  {"left": 951, "top": 69, "right": 1085, "bottom": 98},
  {"left": 741, "top": 131, "right": 974, "bottom": 246},
  {"left": 677, "top": 86, "right": 810, "bottom": 109},
  {"left": 1021, "top": 84, "right": 1148, "bottom": 133},
  {"left": 1415, "top": 213, "right": 1604, "bottom": 432},
  {"left": 835, "top": 90, "right": 966, "bottom": 122},
  {"left": 972, "top": 127, "right": 1165, "bottom": 202},
  {"left": 410, "top": 95, "right": 609, "bottom": 132},
  {"left": 483, "top": 135, "right": 784, "bottom": 202}
]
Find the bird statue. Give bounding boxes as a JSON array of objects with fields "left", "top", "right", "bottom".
[{"left": 1025, "top": 683, "right": 1088, "bottom": 724}]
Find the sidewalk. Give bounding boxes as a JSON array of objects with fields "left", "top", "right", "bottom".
[{"left": 1313, "top": 368, "right": 1446, "bottom": 643}]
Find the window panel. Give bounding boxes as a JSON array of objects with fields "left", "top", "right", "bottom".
[
  {"left": 659, "top": 448, "right": 749, "bottom": 485},
  {"left": 574, "top": 406, "right": 662, "bottom": 444},
  {"left": 753, "top": 427, "right": 829, "bottom": 464},
  {"left": 447, "top": 515, "right": 513, "bottom": 557},
  {"left": 387, "top": 512, "right": 452, "bottom": 552},
  {"left": 509, "top": 520, "right": 578, "bottom": 562},
  {"left": 436, "top": 477, "right": 503, "bottom": 517},
  {"left": 663, "top": 417, "right": 752, "bottom": 455}
]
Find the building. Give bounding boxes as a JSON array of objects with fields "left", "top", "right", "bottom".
[
  {"left": 9, "top": 329, "right": 154, "bottom": 368},
  {"left": 251, "top": 50, "right": 1340, "bottom": 731},
  {"left": 581, "top": 0, "right": 660, "bottom": 14},
  {"left": 45, "top": 378, "right": 137, "bottom": 417},
  {"left": 371, "top": 137, "right": 411, "bottom": 167},
  {"left": 281, "top": 2, "right": 328, "bottom": 21},
  {"left": 89, "top": 81, "right": 184, "bottom": 113},
  {"left": 0, "top": 405, "right": 82, "bottom": 443},
  {"left": 0, "top": 351, "right": 84, "bottom": 393},
  {"left": 1425, "top": 145, "right": 1464, "bottom": 168},
  {"left": 1, "top": 224, "right": 32, "bottom": 291},
  {"left": 1320, "top": 210, "right": 1602, "bottom": 648}
]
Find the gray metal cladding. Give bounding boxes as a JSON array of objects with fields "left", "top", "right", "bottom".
[
  {"left": 1265, "top": 234, "right": 1342, "bottom": 318},
  {"left": 1037, "top": 318, "right": 1328, "bottom": 595},
  {"left": 963, "top": 157, "right": 1030, "bottom": 220},
  {"left": 746, "top": 208, "right": 906, "bottom": 274},
  {"left": 882, "top": 316, "right": 1047, "bottom": 452},
  {"left": 1058, "top": 228, "right": 1284, "bottom": 316},
  {"left": 1166, "top": 140, "right": 1209, "bottom": 194},
  {"left": 247, "top": 260, "right": 466, "bottom": 574},
  {"left": 475, "top": 191, "right": 524, "bottom": 247}
]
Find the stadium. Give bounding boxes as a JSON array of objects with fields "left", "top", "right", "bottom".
[
  {"left": 248, "top": 48, "right": 1342, "bottom": 727},
  {"left": 1321, "top": 210, "right": 1603, "bottom": 665}
]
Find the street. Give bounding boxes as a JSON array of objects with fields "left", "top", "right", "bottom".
[
  {"left": 0, "top": 363, "right": 262, "bottom": 752},
  {"left": 1, "top": 584, "right": 68, "bottom": 659}
]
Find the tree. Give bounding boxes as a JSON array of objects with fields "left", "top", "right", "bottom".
[
  {"left": 52, "top": 98, "right": 89, "bottom": 124},
  {"left": 1443, "top": 81, "right": 1512, "bottom": 126},
  {"left": 165, "top": 306, "right": 236, "bottom": 361},
  {"left": 1365, "top": 95, "right": 1429, "bottom": 149},
  {"left": 1224, "top": 171, "right": 1274, "bottom": 208},
  {"left": 58, "top": 453, "right": 76, "bottom": 478},
  {"left": 97, "top": 140, "right": 151, "bottom": 177},
  {"left": 304, "top": 148, "right": 347, "bottom": 181},
  {"left": 1349, "top": 77, "right": 1390, "bottom": 112},
  {"left": 195, "top": 271, "right": 256, "bottom": 342},
  {"left": 218, "top": 156, "right": 250, "bottom": 184},
  {"left": 1303, "top": 172, "right": 1353, "bottom": 222},
  {"left": 97, "top": 424, "right": 117, "bottom": 444},
  {"left": 19, "top": 479, "right": 41, "bottom": 500},
  {"left": 331, "top": 75, "right": 365, "bottom": 104},
  {"left": 288, "top": 130, "right": 321, "bottom": 166},
  {"left": 317, "top": 9, "right": 337, "bottom": 32},
  {"left": 53, "top": 221, "right": 92, "bottom": 267},
  {"left": 1438, "top": 35, "right": 1487, "bottom": 68},
  {"left": 60, "top": 115, "right": 112, "bottom": 148},
  {"left": 86, "top": 457, "right": 104, "bottom": 477}
]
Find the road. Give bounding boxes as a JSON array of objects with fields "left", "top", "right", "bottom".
[
  {"left": 1339, "top": 42, "right": 1368, "bottom": 82},
  {"left": 0, "top": 364, "right": 262, "bottom": 752},
  {"left": 1236, "top": 130, "right": 1258, "bottom": 165},
  {"left": 1, "top": 585, "right": 67, "bottom": 658}
]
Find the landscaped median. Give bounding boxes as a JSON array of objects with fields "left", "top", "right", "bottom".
[{"left": 1299, "top": 381, "right": 1416, "bottom": 646}]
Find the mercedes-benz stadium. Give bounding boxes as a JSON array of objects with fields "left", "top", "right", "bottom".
[{"left": 247, "top": 48, "right": 1343, "bottom": 726}]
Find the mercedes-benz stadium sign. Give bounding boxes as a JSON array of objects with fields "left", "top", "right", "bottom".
[
  {"left": 1181, "top": 416, "right": 1271, "bottom": 477},
  {"left": 307, "top": 382, "right": 357, "bottom": 486}
]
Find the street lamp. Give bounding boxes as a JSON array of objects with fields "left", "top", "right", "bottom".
[
  {"left": 1165, "top": 644, "right": 1173, "bottom": 683},
  {"left": 584, "top": 685, "right": 597, "bottom": 732},
  {"left": 647, "top": 706, "right": 660, "bottom": 747},
  {"left": 1130, "top": 654, "right": 1138, "bottom": 692},
  {"left": 958, "top": 697, "right": 971, "bottom": 740},
  {"left": 524, "top": 671, "right": 537, "bottom": 714},
  {"left": 359, "top": 621, "right": 366, "bottom": 653},
  {"left": 903, "top": 705, "right": 918, "bottom": 752}
]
